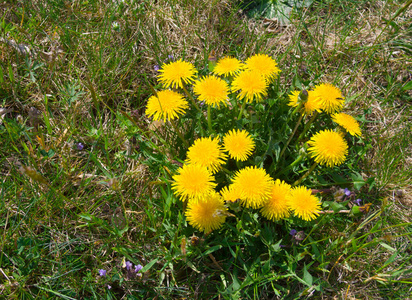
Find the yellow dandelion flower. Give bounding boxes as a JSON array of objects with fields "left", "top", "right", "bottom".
[
  {"left": 193, "top": 75, "right": 229, "bottom": 108},
  {"left": 244, "top": 53, "right": 281, "bottom": 82},
  {"left": 231, "top": 71, "right": 268, "bottom": 103},
  {"left": 223, "top": 129, "right": 255, "bottom": 161},
  {"left": 172, "top": 164, "right": 216, "bottom": 201},
  {"left": 213, "top": 57, "right": 244, "bottom": 77},
  {"left": 145, "top": 90, "right": 189, "bottom": 121},
  {"left": 220, "top": 185, "right": 244, "bottom": 202},
  {"left": 158, "top": 59, "right": 197, "bottom": 89},
  {"left": 312, "top": 83, "right": 345, "bottom": 114},
  {"left": 260, "top": 180, "right": 291, "bottom": 221},
  {"left": 287, "top": 186, "right": 321, "bottom": 221},
  {"left": 186, "top": 137, "right": 227, "bottom": 173},
  {"left": 307, "top": 130, "right": 348, "bottom": 167},
  {"left": 185, "top": 191, "right": 227, "bottom": 233},
  {"left": 288, "top": 90, "right": 322, "bottom": 115},
  {"left": 232, "top": 166, "right": 274, "bottom": 209},
  {"left": 332, "top": 113, "right": 362, "bottom": 137}
]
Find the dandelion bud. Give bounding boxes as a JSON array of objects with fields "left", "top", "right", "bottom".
[{"left": 298, "top": 89, "right": 309, "bottom": 104}]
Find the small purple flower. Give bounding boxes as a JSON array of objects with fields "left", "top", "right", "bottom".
[
  {"left": 154, "top": 65, "right": 160, "bottom": 72},
  {"left": 344, "top": 188, "right": 351, "bottom": 197},
  {"left": 99, "top": 269, "right": 107, "bottom": 277},
  {"left": 107, "top": 285, "right": 112, "bottom": 290},
  {"left": 134, "top": 264, "right": 143, "bottom": 273},
  {"left": 354, "top": 199, "right": 362, "bottom": 206},
  {"left": 76, "top": 142, "right": 84, "bottom": 151},
  {"left": 168, "top": 54, "right": 174, "bottom": 60},
  {"left": 289, "top": 229, "right": 297, "bottom": 236},
  {"left": 199, "top": 101, "right": 205, "bottom": 107},
  {"left": 125, "top": 261, "right": 133, "bottom": 271},
  {"left": 280, "top": 244, "right": 286, "bottom": 248}
]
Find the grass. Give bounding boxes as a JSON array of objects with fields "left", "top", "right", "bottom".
[{"left": 1, "top": 0, "right": 411, "bottom": 299}]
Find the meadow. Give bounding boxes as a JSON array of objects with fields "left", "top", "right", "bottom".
[{"left": 0, "top": 0, "right": 412, "bottom": 299}]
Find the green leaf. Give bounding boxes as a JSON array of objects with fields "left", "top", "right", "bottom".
[
  {"left": 350, "top": 172, "right": 366, "bottom": 190},
  {"left": 141, "top": 258, "right": 158, "bottom": 272},
  {"left": 402, "top": 80, "right": 412, "bottom": 91},
  {"left": 302, "top": 264, "right": 313, "bottom": 286}
]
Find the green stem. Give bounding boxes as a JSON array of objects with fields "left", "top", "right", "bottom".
[
  {"left": 293, "top": 162, "right": 318, "bottom": 186},
  {"left": 237, "top": 100, "right": 247, "bottom": 120},
  {"left": 182, "top": 83, "right": 201, "bottom": 113},
  {"left": 296, "top": 111, "right": 319, "bottom": 143},
  {"left": 278, "top": 110, "right": 304, "bottom": 161},
  {"left": 207, "top": 105, "right": 214, "bottom": 133},
  {"left": 275, "top": 154, "right": 304, "bottom": 177},
  {"left": 170, "top": 119, "right": 189, "bottom": 148}
]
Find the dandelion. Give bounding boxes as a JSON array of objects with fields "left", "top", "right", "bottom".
[
  {"left": 244, "top": 53, "right": 281, "bottom": 82},
  {"left": 260, "top": 180, "right": 291, "bottom": 221},
  {"left": 193, "top": 75, "right": 229, "bottom": 108},
  {"left": 231, "top": 70, "right": 268, "bottom": 103},
  {"left": 172, "top": 164, "right": 216, "bottom": 201},
  {"left": 145, "top": 90, "right": 189, "bottom": 122},
  {"left": 186, "top": 137, "right": 227, "bottom": 173},
  {"left": 332, "top": 112, "right": 362, "bottom": 137},
  {"left": 287, "top": 186, "right": 321, "bottom": 221},
  {"left": 99, "top": 269, "right": 107, "bottom": 277},
  {"left": 287, "top": 90, "right": 322, "bottom": 114},
  {"left": 158, "top": 59, "right": 197, "bottom": 89},
  {"left": 220, "top": 184, "right": 243, "bottom": 202},
  {"left": 231, "top": 166, "right": 274, "bottom": 209},
  {"left": 213, "top": 57, "right": 244, "bottom": 77},
  {"left": 307, "top": 130, "right": 348, "bottom": 167},
  {"left": 223, "top": 129, "right": 255, "bottom": 161},
  {"left": 312, "top": 83, "right": 345, "bottom": 114},
  {"left": 185, "top": 191, "right": 227, "bottom": 232}
]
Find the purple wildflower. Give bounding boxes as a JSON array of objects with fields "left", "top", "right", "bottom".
[
  {"left": 154, "top": 65, "right": 160, "bottom": 72},
  {"left": 134, "top": 264, "right": 143, "bottom": 273},
  {"left": 125, "top": 261, "right": 133, "bottom": 271},
  {"left": 354, "top": 199, "right": 362, "bottom": 206},
  {"left": 76, "top": 142, "right": 84, "bottom": 151},
  {"left": 168, "top": 54, "right": 174, "bottom": 60},
  {"left": 289, "top": 229, "right": 297, "bottom": 236},
  {"left": 344, "top": 188, "right": 351, "bottom": 197},
  {"left": 98, "top": 269, "right": 107, "bottom": 277},
  {"left": 107, "top": 285, "right": 112, "bottom": 289}
]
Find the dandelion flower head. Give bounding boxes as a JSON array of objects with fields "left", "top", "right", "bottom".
[
  {"left": 232, "top": 166, "right": 274, "bottom": 209},
  {"left": 313, "top": 83, "right": 345, "bottom": 114},
  {"left": 260, "top": 180, "right": 291, "bottom": 221},
  {"left": 220, "top": 184, "right": 244, "bottom": 203},
  {"left": 288, "top": 90, "right": 322, "bottom": 115},
  {"left": 332, "top": 113, "right": 362, "bottom": 137},
  {"left": 145, "top": 90, "right": 189, "bottom": 121},
  {"left": 186, "top": 137, "right": 227, "bottom": 173},
  {"left": 193, "top": 75, "right": 229, "bottom": 108},
  {"left": 231, "top": 70, "right": 268, "bottom": 103},
  {"left": 307, "top": 130, "right": 348, "bottom": 167},
  {"left": 223, "top": 129, "right": 255, "bottom": 161},
  {"left": 244, "top": 53, "right": 281, "bottom": 82},
  {"left": 213, "top": 57, "right": 244, "bottom": 77},
  {"left": 185, "top": 191, "right": 227, "bottom": 233},
  {"left": 172, "top": 164, "right": 216, "bottom": 201},
  {"left": 158, "top": 59, "right": 197, "bottom": 89},
  {"left": 287, "top": 186, "right": 321, "bottom": 221}
]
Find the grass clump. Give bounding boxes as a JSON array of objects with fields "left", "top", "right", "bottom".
[{"left": 1, "top": 0, "right": 412, "bottom": 299}]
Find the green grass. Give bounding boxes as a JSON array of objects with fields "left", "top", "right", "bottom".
[{"left": 1, "top": 0, "right": 412, "bottom": 299}]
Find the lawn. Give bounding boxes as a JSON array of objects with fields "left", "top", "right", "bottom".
[{"left": 1, "top": 0, "right": 411, "bottom": 299}]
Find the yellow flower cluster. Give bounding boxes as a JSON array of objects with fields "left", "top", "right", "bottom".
[{"left": 145, "top": 53, "right": 363, "bottom": 234}]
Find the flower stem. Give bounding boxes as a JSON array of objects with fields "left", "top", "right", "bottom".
[
  {"left": 170, "top": 119, "right": 189, "bottom": 148},
  {"left": 182, "top": 83, "right": 201, "bottom": 113},
  {"left": 275, "top": 154, "right": 304, "bottom": 177},
  {"left": 207, "top": 105, "right": 214, "bottom": 134},
  {"left": 237, "top": 100, "right": 247, "bottom": 120},
  {"left": 293, "top": 162, "right": 318, "bottom": 186},
  {"left": 296, "top": 111, "right": 319, "bottom": 143},
  {"left": 278, "top": 110, "right": 304, "bottom": 161}
]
